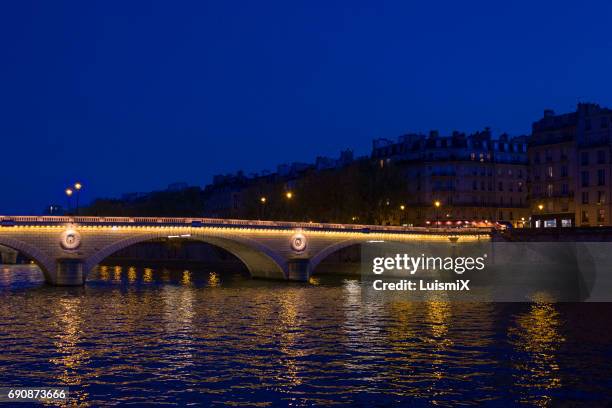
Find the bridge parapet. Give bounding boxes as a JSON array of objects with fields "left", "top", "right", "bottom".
[{"left": 0, "top": 215, "right": 489, "bottom": 234}]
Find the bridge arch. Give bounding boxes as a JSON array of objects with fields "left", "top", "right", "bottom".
[
  {"left": 0, "top": 236, "right": 55, "bottom": 282},
  {"left": 308, "top": 239, "right": 363, "bottom": 276},
  {"left": 83, "top": 232, "right": 288, "bottom": 280}
]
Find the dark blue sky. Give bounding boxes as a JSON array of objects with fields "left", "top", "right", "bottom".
[{"left": 2, "top": 0, "right": 612, "bottom": 214}]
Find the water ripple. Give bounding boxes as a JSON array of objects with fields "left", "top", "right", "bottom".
[{"left": 0, "top": 265, "right": 611, "bottom": 406}]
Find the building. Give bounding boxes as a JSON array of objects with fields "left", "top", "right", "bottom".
[
  {"left": 529, "top": 103, "right": 612, "bottom": 228},
  {"left": 202, "top": 151, "right": 356, "bottom": 218},
  {"left": 372, "top": 129, "right": 530, "bottom": 227},
  {"left": 315, "top": 149, "right": 354, "bottom": 171},
  {"left": 203, "top": 172, "right": 251, "bottom": 218}
]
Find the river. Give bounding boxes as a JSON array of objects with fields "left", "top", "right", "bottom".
[{"left": 1, "top": 264, "right": 611, "bottom": 406}]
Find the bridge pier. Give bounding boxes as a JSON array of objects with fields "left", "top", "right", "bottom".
[
  {"left": 286, "top": 259, "right": 310, "bottom": 282},
  {"left": 51, "top": 259, "right": 85, "bottom": 286}
]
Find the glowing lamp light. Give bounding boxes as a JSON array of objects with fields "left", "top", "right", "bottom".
[
  {"left": 285, "top": 191, "right": 293, "bottom": 199},
  {"left": 65, "top": 188, "right": 73, "bottom": 196},
  {"left": 74, "top": 182, "right": 82, "bottom": 190}
]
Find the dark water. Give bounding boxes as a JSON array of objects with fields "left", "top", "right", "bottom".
[{"left": 1, "top": 265, "right": 612, "bottom": 407}]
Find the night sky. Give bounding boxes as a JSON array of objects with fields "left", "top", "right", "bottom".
[{"left": 2, "top": 0, "right": 612, "bottom": 214}]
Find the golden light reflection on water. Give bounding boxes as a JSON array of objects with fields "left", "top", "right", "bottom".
[
  {"left": 207, "top": 271, "right": 220, "bottom": 287},
  {"left": 181, "top": 270, "right": 192, "bottom": 286},
  {"left": 509, "top": 293, "right": 565, "bottom": 407},
  {"left": 128, "top": 266, "right": 137, "bottom": 283},
  {"left": 1, "top": 267, "right": 10, "bottom": 285},
  {"left": 384, "top": 299, "right": 497, "bottom": 401},
  {"left": 143, "top": 267, "right": 153, "bottom": 282},
  {"left": 113, "top": 265, "right": 122, "bottom": 281},
  {"left": 276, "top": 290, "right": 307, "bottom": 388},
  {"left": 2, "top": 266, "right": 609, "bottom": 406},
  {"left": 426, "top": 300, "right": 452, "bottom": 384},
  {"left": 308, "top": 276, "right": 320, "bottom": 285},
  {"left": 426, "top": 300, "right": 452, "bottom": 343},
  {"left": 99, "top": 265, "right": 109, "bottom": 281},
  {"left": 49, "top": 297, "right": 90, "bottom": 405},
  {"left": 157, "top": 285, "right": 198, "bottom": 385}
]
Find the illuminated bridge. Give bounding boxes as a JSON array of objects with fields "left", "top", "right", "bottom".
[{"left": 0, "top": 216, "right": 490, "bottom": 285}]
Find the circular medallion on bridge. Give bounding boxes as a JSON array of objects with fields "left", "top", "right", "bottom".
[
  {"left": 60, "top": 228, "right": 82, "bottom": 250},
  {"left": 290, "top": 232, "right": 307, "bottom": 253}
]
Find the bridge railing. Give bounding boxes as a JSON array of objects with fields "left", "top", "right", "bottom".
[{"left": 0, "top": 215, "right": 490, "bottom": 234}]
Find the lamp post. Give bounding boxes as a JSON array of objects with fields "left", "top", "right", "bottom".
[
  {"left": 259, "top": 196, "right": 267, "bottom": 220},
  {"left": 285, "top": 191, "right": 293, "bottom": 220},
  {"left": 434, "top": 200, "right": 441, "bottom": 227},
  {"left": 65, "top": 188, "right": 73, "bottom": 214},
  {"left": 400, "top": 204, "right": 405, "bottom": 226},
  {"left": 537, "top": 203, "right": 544, "bottom": 228},
  {"left": 74, "top": 182, "right": 82, "bottom": 215}
]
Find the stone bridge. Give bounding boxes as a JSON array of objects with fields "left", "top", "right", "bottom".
[{"left": 0, "top": 216, "right": 490, "bottom": 285}]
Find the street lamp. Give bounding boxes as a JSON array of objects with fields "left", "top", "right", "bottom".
[
  {"left": 74, "top": 182, "right": 83, "bottom": 215},
  {"left": 65, "top": 188, "right": 73, "bottom": 214},
  {"left": 434, "top": 200, "right": 441, "bottom": 227},
  {"left": 400, "top": 204, "right": 405, "bottom": 226},
  {"left": 259, "top": 196, "right": 267, "bottom": 220},
  {"left": 538, "top": 204, "right": 544, "bottom": 211},
  {"left": 285, "top": 191, "right": 294, "bottom": 220}
]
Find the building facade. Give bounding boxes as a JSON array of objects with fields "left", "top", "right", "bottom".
[
  {"left": 529, "top": 103, "right": 612, "bottom": 227},
  {"left": 372, "top": 129, "right": 530, "bottom": 227}
]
